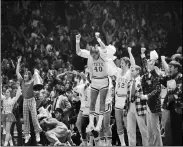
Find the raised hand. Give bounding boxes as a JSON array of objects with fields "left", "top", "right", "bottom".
[
  {"left": 95, "top": 32, "right": 100, "bottom": 39},
  {"left": 34, "top": 68, "right": 39, "bottom": 74},
  {"left": 128, "top": 47, "right": 132, "bottom": 53},
  {"left": 161, "top": 56, "right": 166, "bottom": 61},
  {"left": 76, "top": 34, "right": 81, "bottom": 42},
  {"left": 16, "top": 86, "right": 22, "bottom": 97},
  {"left": 18, "top": 56, "right": 22, "bottom": 63},
  {"left": 141, "top": 47, "right": 146, "bottom": 54}
]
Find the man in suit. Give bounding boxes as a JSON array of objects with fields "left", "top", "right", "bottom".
[
  {"left": 141, "top": 49, "right": 163, "bottom": 146},
  {"left": 123, "top": 65, "right": 148, "bottom": 146}
]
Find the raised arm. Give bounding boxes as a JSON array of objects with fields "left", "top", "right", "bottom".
[
  {"left": 76, "top": 34, "right": 82, "bottom": 55},
  {"left": 16, "top": 56, "right": 23, "bottom": 81},
  {"left": 12, "top": 86, "right": 22, "bottom": 104},
  {"left": 141, "top": 47, "right": 148, "bottom": 74},
  {"left": 161, "top": 56, "right": 169, "bottom": 75},
  {"left": 10, "top": 59, "right": 15, "bottom": 69},
  {"left": 76, "top": 34, "right": 90, "bottom": 58},
  {"left": 128, "top": 47, "right": 136, "bottom": 66},
  {"left": 95, "top": 32, "right": 106, "bottom": 49}
]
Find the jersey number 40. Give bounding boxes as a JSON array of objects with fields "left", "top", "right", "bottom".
[{"left": 94, "top": 66, "right": 103, "bottom": 72}]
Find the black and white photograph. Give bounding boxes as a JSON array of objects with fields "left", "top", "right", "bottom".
[{"left": 1, "top": 0, "right": 182, "bottom": 146}]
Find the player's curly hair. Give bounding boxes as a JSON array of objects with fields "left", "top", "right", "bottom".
[{"left": 120, "top": 57, "right": 131, "bottom": 68}]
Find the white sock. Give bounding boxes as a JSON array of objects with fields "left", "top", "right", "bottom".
[
  {"left": 4, "top": 141, "right": 8, "bottom": 146},
  {"left": 25, "top": 134, "right": 31, "bottom": 143},
  {"left": 119, "top": 134, "right": 126, "bottom": 146},
  {"left": 106, "top": 139, "right": 112, "bottom": 146},
  {"left": 9, "top": 140, "right": 14, "bottom": 146},
  {"left": 89, "top": 113, "right": 95, "bottom": 126},
  {"left": 100, "top": 139, "right": 106, "bottom": 146},
  {"left": 3, "top": 129, "right": 6, "bottom": 134},
  {"left": 83, "top": 140, "right": 87, "bottom": 145},
  {"left": 97, "top": 114, "right": 104, "bottom": 126},
  {"left": 35, "top": 132, "right": 40, "bottom": 142},
  {"left": 94, "top": 137, "right": 99, "bottom": 146},
  {"left": 89, "top": 136, "right": 94, "bottom": 145}
]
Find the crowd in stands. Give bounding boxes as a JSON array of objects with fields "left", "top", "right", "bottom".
[{"left": 1, "top": 0, "right": 182, "bottom": 146}]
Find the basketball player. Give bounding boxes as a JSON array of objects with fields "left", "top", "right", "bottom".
[
  {"left": 95, "top": 77, "right": 114, "bottom": 146},
  {"left": 76, "top": 32, "right": 112, "bottom": 132},
  {"left": 114, "top": 47, "right": 136, "bottom": 146}
]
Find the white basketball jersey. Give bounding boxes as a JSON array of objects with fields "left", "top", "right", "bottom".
[
  {"left": 92, "top": 56, "right": 108, "bottom": 78},
  {"left": 115, "top": 69, "right": 131, "bottom": 109},
  {"left": 74, "top": 84, "right": 90, "bottom": 114}
]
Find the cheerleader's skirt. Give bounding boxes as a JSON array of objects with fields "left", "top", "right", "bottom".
[{"left": 1, "top": 113, "right": 16, "bottom": 122}]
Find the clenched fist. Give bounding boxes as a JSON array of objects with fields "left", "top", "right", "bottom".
[
  {"left": 141, "top": 47, "right": 146, "bottom": 54},
  {"left": 34, "top": 68, "right": 40, "bottom": 74},
  {"left": 76, "top": 34, "right": 81, "bottom": 43},
  {"left": 95, "top": 32, "right": 100, "bottom": 39},
  {"left": 17, "top": 56, "right": 22, "bottom": 63},
  {"left": 161, "top": 56, "right": 166, "bottom": 61},
  {"left": 128, "top": 47, "right": 132, "bottom": 53}
]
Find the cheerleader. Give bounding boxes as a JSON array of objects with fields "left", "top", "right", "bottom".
[
  {"left": 1, "top": 86, "right": 22, "bottom": 146},
  {"left": 76, "top": 32, "right": 116, "bottom": 132}
]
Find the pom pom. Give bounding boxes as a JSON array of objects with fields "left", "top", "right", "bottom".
[
  {"left": 150, "top": 50, "right": 159, "bottom": 60},
  {"left": 106, "top": 45, "right": 116, "bottom": 56}
]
